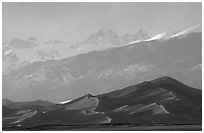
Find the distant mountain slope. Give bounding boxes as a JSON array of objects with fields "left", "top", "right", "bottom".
[
  {"left": 170, "top": 64, "right": 202, "bottom": 89},
  {"left": 3, "top": 29, "right": 149, "bottom": 74},
  {"left": 2, "top": 99, "right": 54, "bottom": 109},
  {"left": 2, "top": 77, "right": 201, "bottom": 130},
  {"left": 3, "top": 32, "right": 202, "bottom": 102},
  {"left": 2, "top": 99, "right": 14, "bottom": 105}
]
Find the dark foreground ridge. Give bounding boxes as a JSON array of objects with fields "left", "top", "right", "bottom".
[{"left": 2, "top": 76, "right": 202, "bottom": 131}]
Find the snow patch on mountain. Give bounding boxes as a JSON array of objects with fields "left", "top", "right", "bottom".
[
  {"left": 59, "top": 100, "right": 72, "bottom": 104},
  {"left": 172, "top": 25, "right": 201, "bottom": 38},
  {"left": 145, "top": 32, "right": 168, "bottom": 41},
  {"left": 4, "top": 50, "right": 13, "bottom": 55},
  {"left": 126, "top": 39, "right": 144, "bottom": 45}
]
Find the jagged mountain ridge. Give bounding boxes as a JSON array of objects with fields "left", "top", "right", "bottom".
[
  {"left": 2, "top": 29, "right": 149, "bottom": 74},
  {"left": 3, "top": 25, "right": 200, "bottom": 75},
  {"left": 2, "top": 32, "right": 201, "bottom": 102},
  {"left": 71, "top": 29, "right": 149, "bottom": 49}
]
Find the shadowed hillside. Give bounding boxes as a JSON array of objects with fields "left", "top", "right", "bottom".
[{"left": 2, "top": 77, "right": 202, "bottom": 130}]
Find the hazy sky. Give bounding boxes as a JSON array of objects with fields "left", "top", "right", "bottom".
[{"left": 3, "top": 2, "right": 202, "bottom": 42}]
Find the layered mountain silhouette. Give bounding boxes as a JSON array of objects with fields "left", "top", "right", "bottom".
[
  {"left": 71, "top": 29, "right": 149, "bottom": 49},
  {"left": 2, "top": 77, "right": 201, "bottom": 130},
  {"left": 3, "top": 30, "right": 202, "bottom": 102},
  {"left": 3, "top": 29, "right": 149, "bottom": 74},
  {"left": 3, "top": 25, "right": 201, "bottom": 76}
]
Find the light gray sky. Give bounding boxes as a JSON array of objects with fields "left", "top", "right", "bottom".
[{"left": 3, "top": 2, "right": 202, "bottom": 42}]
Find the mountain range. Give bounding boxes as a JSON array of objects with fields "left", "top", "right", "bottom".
[
  {"left": 2, "top": 25, "right": 202, "bottom": 102},
  {"left": 2, "top": 29, "right": 149, "bottom": 74},
  {"left": 2, "top": 77, "right": 202, "bottom": 130}
]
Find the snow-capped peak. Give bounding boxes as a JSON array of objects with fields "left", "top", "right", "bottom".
[
  {"left": 171, "top": 25, "right": 201, "bottom": 38},
  {"left": 145, "top": 32, "right": 168, "bottom": 41},
  {"left": 125, "top": 25, "right": 200, "bottom": 46},
  {"left": 126, "top": 39, "right": 143, "bottom": 45},
  {"left": 145, "top": 29, "right": 180, "bottom": 42},
  {"left": 125, "top": 31, "right": 167, "bottom": 45}
]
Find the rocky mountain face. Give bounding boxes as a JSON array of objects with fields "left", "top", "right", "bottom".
[
  {"left": 2, "top": 32, "right": 202, "bottom": 102},
  {"left": 3, "top": 37, "right": 73, "bottom": 75},
  {"left": 71, "top": 29, "right": 149, "bottom": 49},
  {"left": 2, "top": 77, "right": 201, "bottom": 130},
  {"left": 3, "top": 29, "right": 149, "bottom": 75}
]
